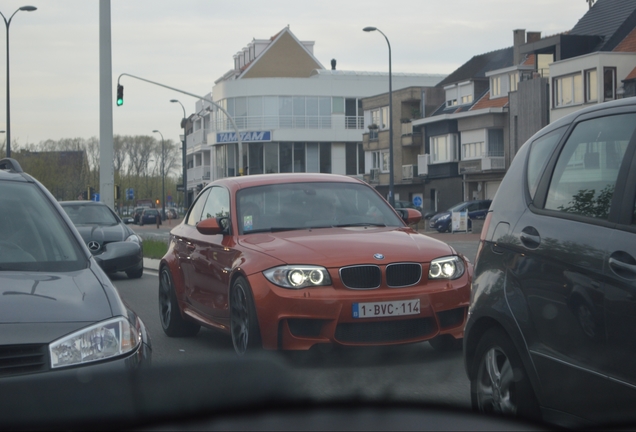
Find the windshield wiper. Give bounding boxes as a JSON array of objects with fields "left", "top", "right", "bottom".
[
  {"left": 333, "top": 222, "right": 386, "bottom": 228},
  {"left": 246, "top": 227, "right": 306, "bottom": 234}
]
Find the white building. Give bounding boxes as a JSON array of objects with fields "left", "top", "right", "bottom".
[{"left": 184, "top": 27, "right": 445, "bottom": 200}]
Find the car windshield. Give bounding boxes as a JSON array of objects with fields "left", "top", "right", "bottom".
[
  {"left": 61, "top": 203, "right": 119, "bottom": 226},
  {"left": 236, "top": 182, "right": 402, "bottom": 234},
  {"left": 0, "top": 182, "right": 85, "bottom": 272},
  {"left": 446, "top": 202, "right": 466, "bottom": 212}
]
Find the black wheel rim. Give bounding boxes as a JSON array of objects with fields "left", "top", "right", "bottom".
[
  {"left": 159, "top": 270, "right": 172, "bottom": 329},
  {"left": 231, "top": 283, "right": 249, "bottom": 355},
  {"left": 476, "top": 347, "right": 517, "bottom": 415}
]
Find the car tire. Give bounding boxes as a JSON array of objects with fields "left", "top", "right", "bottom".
[
  {"left": 230, "top": 276, "right": 261, "bottom": 356},
  {"left": 429, "top": 334, "right": 462, "bottom": 351},
  {"left": 158, "top": 267, "right": 200, "bottom": 337},
  {"left": 126, "top": 266, "right": 144, "bottom": 279},
  {"left": 470, "top": 327, "right": 540, "bottom": 421}
]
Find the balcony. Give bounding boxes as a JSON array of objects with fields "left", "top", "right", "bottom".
[
  {"left": 401, "top": 134, "right": 422, "bottom": 147},
  {"left": 188, "top": 165, "right": 211, "bottom": 183},
  {"left": 186, "top": 128, "right": 209, "bottom": 151},
  {"left": 458, "top": 155, "right": 505, "bottom": 174}
]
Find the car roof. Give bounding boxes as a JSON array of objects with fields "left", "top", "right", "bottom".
[{"left": 209, "top": 173, "right": 364, "bottom": 191}]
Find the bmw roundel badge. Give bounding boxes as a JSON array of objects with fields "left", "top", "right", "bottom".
[{"left": 373, "top": 253, "right": 384, "bottom": 260}]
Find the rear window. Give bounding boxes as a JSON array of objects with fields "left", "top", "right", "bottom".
[{"left": 0, "top": 181, "right": 86, "bottom": 272}]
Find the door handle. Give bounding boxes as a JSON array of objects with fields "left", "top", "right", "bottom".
[
  {"left": 609, "top": 251, "right": 636, "bottom": 279},
  {"left": 520, "top": 226, "right": 541, "bottom": 250}
]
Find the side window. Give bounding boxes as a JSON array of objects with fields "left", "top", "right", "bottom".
[
  {"left": 200, "top": 187, "right": 231, "bottom": 229},
  {"left": 527, "top": 126, "right": 566, "bottom": 199},
  {"left": 544, "top": 113, "right": 636, "bottom": 220},
  {"left": 185, "top": 189, "right": 210, "bottom": 226}
]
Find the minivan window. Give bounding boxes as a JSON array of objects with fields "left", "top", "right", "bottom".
[
  {"left": 526, "top": 126, "right": 566, "bottom": 199},
  {"left": 544, "top": 114, "right": 635, "bottom": 219}
]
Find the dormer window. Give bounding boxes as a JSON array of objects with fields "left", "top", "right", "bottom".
[{"left": 491, "top": 76, "right": 502, "bottom": 97}]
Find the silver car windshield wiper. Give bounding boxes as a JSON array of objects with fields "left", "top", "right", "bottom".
[{"left": 333, "top": 222, "right": 386, "bottom": 227}]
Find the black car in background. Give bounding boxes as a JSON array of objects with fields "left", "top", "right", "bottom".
[
  {"left": 139, "top": 208, "right": 161, "bottom": 226},
  {"left": 60, "top": 201, "right": 144, "bottom": 279},
  {"left": 0, "top": 158, "right": 151, "bottom": 379},
  {"left": 464, "top": 97, "right": 636, "bottom": 427},
  {"left": 429, "top": 200, "right": 491, "bottom": 233}
]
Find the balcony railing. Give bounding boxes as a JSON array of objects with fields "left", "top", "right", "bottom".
[
  {"left": 186, "top": 128, "right": 209, "bottom": 148},
  {"left": 188, "top": 165, "right": 211, "bottom": 183},
  {"left": 213, "top": 115, "right": 363, "bottom": 132}
]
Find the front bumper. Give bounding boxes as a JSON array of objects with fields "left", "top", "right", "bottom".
[
  {"left": 93, "top": 241, "right": 143, "bottom": 274},
  {"left": 248, "top": 272, "right": 470, "bottom": 351}
]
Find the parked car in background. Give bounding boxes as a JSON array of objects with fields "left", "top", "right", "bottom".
[
  {"left": 60, "top": 201, "right": 144, "bottom": 279},
  {"left": 429, "top": 200, "right": 491, "bottom": 233},
  {"left": 166, "top": 208, "right": 178, "bottom": 220},
  {"left": 393, "top": 200, "right": 422, "bottom": 213},
  {"left": 464, "top": 97, "right": 636, "bottom": 427},
  {"left": 132, "top": 207, "right": 145, "bottom": 224},
  {"left": 139, "top": 208, "right": 161, "bottom": 226},
  {"left": 0, "top": 158, "right": 151, "bottom": 380},
  {"left": 158, "top": 173, "right": 472, "bottom": 356}
]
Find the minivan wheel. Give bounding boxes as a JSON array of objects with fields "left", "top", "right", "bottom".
[
  {"left": 230, "top": 276, "right": 261, "bottom": 356},
  {"left": 158, "top": 267, "right": 200, "bottom": 337},
  {"left": 471, "top": 327, "right": 540, "bottom": 421}
]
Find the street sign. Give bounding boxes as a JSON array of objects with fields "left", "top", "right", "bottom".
[
  {"left": 92, "top": 193, "right": 100, "bottom": 202},
  {"left": 176, "top": 184, "right": 184, "bottom": 192},
  {"left": 126, "top": 188, "right": 134, "bottom": 201}
]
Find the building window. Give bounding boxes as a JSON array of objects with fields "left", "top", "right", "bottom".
[
  {"left": 370, "top": 107, "right": 389, "bottom": 129},
  {"left": 488, "top": 129, "right": 504, "bottom": 157},
  {"left": 461, "top": 94, "right": 473, "bottom": 104},
  {"left": 371, "top": 150, "right": 389, "bottom": 172},
  {"left": 554, "top": 73, "right": 583, "bottom": 107},
  {"left": 604, "top": 67, "right": 616, "bottom": 101},
  {"left": 585, "top": 69, "right": 598, "bottom": 102},
  {"left": 320, "top": 143, "right": 331, "bottom": 173},
  {"left": 491, "top": 76, "right": 502, "bottom": 97},
  {"left": 509, "top": 72, "right": 519, "bottom": 92},
  {"left": 445, "top": 86, "right": 458, "bottom": 107},
  {"left": 458, "top": 82, "right": 473, "bottom": 105},
  {"left": 430, "top": 134, "right": 458, "bottom": 164},
  {"left": 462, "top": 142, "right": 484, "bottom": 160}
]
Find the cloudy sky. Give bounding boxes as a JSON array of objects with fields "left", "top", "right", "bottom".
[{"left": 1, "top": 0, "right": 589, "bottom": 146}]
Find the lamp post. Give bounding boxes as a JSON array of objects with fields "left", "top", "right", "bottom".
[
  {"left": 152, "top": 130, "right": 165, "bottom": 221},
  {"left": 0, "top": 6, "right": 37, "bottom": 158},
  {"left": 170, "top": 99, "right": 188, "bottom": 210},
  {"left": 363, "top": 26, "right": 394, "bottom": 207}
]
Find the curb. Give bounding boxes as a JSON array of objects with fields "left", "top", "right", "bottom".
[{"left": 143, "top": 257, "right": 161, "bottom": 271}]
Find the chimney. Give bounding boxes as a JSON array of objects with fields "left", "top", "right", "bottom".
[
  {"left": 526, "top": 31, "right": 541, "bottom": 43},
  {"left": 331, "top": 59, "right": 336, "bottom": 70},
  {"left": 513, "top": 29, "right": 525, "bottom": 65}
]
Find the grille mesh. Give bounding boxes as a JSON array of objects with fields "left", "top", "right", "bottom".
[
  {"left": 339, "top": 265, "right": 381, "bottom": 289},
  {"left": 386, "top": 263, "right": 422, "bottom": 287},
  {"left": 0, "top": 344, "right": 48, "bottom": 377}
]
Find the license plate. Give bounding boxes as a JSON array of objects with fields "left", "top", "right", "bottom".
[{"left": 352, "top": 299, "right": 420, "bottom": 319}]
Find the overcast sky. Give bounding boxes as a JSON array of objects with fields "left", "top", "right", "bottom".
[{"left": 0, "top": 0, "right": 589, "bottom": 147}]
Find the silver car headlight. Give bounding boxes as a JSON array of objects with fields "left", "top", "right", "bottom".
[
  {"left": 428, "top": 256, "right": 465, "bottom": 280},
  {"left": 263, "top": 265, "right": 332, "bottom": 289},
  {"left": 126, "top": 234, "right": 141, "bottom": 243},
  {"left": 49, "top": 316, "right": 141, "bottom": 369}
]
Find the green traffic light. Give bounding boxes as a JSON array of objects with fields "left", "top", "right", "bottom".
[
  {"left": 117, "top": 98, "right": 123, "bottom": 106},
  {"left": 116, "top": 84, "right": 124, "bottom": 106}
]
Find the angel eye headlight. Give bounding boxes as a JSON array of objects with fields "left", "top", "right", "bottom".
[
  {"left": 263, "top": 265, "right": 331, "bottom": 289},
  {"left": 49, "top": 316, "right": 141, "bottom": 369},
  {"left": 429, "top": 256, "right": 465, "bottom": 280}
]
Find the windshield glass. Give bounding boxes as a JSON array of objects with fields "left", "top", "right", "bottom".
[
  {"left": 236, "top": 182, "right": 403, "bottom": 234},
  {"left": 446, "top": 202, "right": 466, "bottom": 212},
  {"left": 0, "top": 182, "right": 85, "bottom": 272},
  {"left": 61, "top": 203, "right": 119, "bottom": 226}
]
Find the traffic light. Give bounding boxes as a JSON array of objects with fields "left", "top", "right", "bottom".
[
  {"left": 116, "top": 84, "right": 124, "bottom": 106},
  {"left": 155, "top": 198, "right": 160, "bottom": 206}
]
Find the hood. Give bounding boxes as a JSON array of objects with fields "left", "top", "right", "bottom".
[
  {"left": 74, "top": 224, "right": 129, "bottom": 244},
  {"left": 0, "top": 269, "right": 112, "bottom": 324},
  {"left": 238, "top": 227, "right": 454, "bottom": 267}
]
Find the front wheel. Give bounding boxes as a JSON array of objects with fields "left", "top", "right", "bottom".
[
  {"left": 158, "top": 267, "right": 200, "bottom": 337},
  {"left": 230, "top": 276, "right": 261, "bottom": 356},
  {"left": 470, "top": 327, "right": 540, "bottom": 421}
]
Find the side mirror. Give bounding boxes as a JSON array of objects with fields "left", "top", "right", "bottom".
[
  {"left": 399, "top": 208, "right": 422, "bottom": 226},
  {"left": 196, "top": 218, "right": 223, "bottom": 235}
]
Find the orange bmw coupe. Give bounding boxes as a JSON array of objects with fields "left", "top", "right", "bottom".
[{"left": 158, "top": 173, "right": 472, "bottom": 355}]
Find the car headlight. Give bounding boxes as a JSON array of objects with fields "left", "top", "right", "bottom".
[
  {"left": 428, "top": 256, "right": 465, "bottom": 280},
  {"left": 126, "top": 234, "right": 141, "bottom": 243},
  {"left": 263, "top": 265, "right": 332, "bottom": 289},
  {"left": 49, "top": 316, "right": 141, "bottom": 369}
]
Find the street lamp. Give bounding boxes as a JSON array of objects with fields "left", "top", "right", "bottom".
[
  {"left": 152, "top": 130, "right": 165, "bottom": 221},
  {"left": 170, "top": 99, "right": 188, "bottom": 210},
  {"left": 0, "top": 5, "right": 37, "bottom": 158},
  {"left": 363, "top": 26, "right": 394, "bottom": 207}
]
